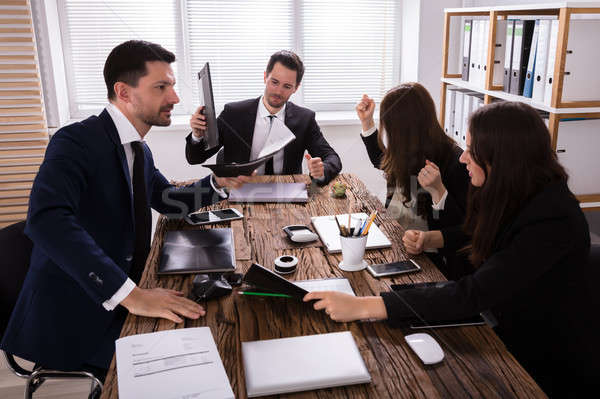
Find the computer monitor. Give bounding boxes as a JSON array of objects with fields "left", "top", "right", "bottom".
[{"left": 197, "top": 62, "right": 219, "bottom": 149}]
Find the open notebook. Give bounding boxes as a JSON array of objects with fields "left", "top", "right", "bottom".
[
  {"left": 311, "top": 213, "right": 392, "bottom": 253},
  {"left": 242, "top": 331, "right": 371, "bottom": 397}
]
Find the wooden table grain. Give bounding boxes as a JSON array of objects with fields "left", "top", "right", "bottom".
[{"left": 100, "top": 174, "right": 546, "bottom": 399}]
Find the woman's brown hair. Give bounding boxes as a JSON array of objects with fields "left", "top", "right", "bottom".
[
  {"left": 378, "top": 82, "right": 457, "bottom": 213},
  {"left": 464, "top": 101, "right": 569, "bottom": 266}
]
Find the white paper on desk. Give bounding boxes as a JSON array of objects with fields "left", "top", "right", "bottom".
[
  {"left": 294, "top": 278, "right": 356, "bottom": 296},
  {"left": 115, "top": 327, "right": 234, "bottom": 399},
  {"left": 257, "top": 117, "right": 295, "bottom": 159}
]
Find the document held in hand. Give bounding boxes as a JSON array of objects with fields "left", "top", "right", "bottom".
[
  {"left": 203, "top": 117, "right": 295, "bottom": 177},
  {"left": 115, "top": 327, "right": 234, "bottom": 399}
]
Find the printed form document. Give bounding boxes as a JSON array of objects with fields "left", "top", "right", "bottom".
[{"left": 116, "top": 327, "right": 234, "bottom": 399}]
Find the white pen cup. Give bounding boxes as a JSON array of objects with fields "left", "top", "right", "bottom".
[{"left": 338, "top": 233, "right": 368, "bottom": 271}]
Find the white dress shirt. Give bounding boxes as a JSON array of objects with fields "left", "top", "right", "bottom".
[
  {"left": 102, "top": 104, "right": 226, "bottom": 311},
  {"left": 251, "top": 97, "right": 286, "bottom": 175}
]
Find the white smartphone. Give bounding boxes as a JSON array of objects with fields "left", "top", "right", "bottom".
[
  {"left": 187, "top": 208, "right": 243, "bottom": 225},
  {"left": 366, "top": 259, "right": 421, "bottom": 278}
]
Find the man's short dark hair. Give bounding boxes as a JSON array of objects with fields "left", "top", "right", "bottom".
[
  {"left": 104, "top": 40, "right": 176, "bottom": 100},
  {"left": 266, "top": 50, "right": 304, "bottom": 86}
]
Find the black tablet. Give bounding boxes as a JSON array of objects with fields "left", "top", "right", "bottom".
[{"left": 197, "top": 63, "right": 219, "bottom": 149}]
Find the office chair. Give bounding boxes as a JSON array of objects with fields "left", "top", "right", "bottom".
[{"left": 0, "top": 220, "right": 103, "bottom": 399}]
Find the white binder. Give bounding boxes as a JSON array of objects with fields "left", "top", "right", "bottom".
[
  {"left": 556, "top": 118, "right": 600, "bottom": 195},
  {"left": 543, "top": 20, "right": 560, "bottom": 106},
  {"left": 562, "top": 20, "right": 600, "bottom": 102},
  {"left": 444, "top": 87, "right": 457, "bottom": 138},
  {"left": 479, "top": 20, "right": 490, "bottom": 88},
  {"left": 532, "top": 19, "right": 553, "bottom": 102},
  {"left": 453, "top": 90, "right": 465, "bottom": 146},
  {"left": 469, "top": 20, "right": 481, "bottom": 86},
  {"left": 461, "top": 93, "right": 473, "bottom": 149},
  {"left": 462, "top": 19, "right": 473, "bottom": 81},
  {"left": 492, "top": 20, "right": 508, "bottom": 87}
]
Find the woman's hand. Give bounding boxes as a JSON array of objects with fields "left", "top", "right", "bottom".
[
  {"left": 417, "top": 160, "right": 447, "bottom": 204},
  {"left": 303, "top": 291, "right": 387, "bottom": 322},
  {"left": 355, "top": 94, "right": 376, "bottom": 132},
  {"left": 403, "top": 229, "right": 427, "bottom": 254}
]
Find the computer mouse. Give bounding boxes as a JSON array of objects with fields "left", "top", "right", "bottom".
[
  {"left": 192, "top": 274, "right": 232, "bottom": 301},
  {"left": 404, "top": 333, "right": 444, "bottom": 365}
]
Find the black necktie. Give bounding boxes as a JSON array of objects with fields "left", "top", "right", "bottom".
[
  {"left": 130, "top": 141, "right": 151, "bottom": 284},
  {"left": 264, "top": 115, "right": 275, "bottom": 175}
]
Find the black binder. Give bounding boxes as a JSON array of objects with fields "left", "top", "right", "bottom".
[
  {"left": 510, "top": 20, "right": 535, "bottom": 95},
  {"left": 243, "top": 263, "right": 308, "bottom": 300},
  {"left": 158, "top": 228, "right": 236, "bottom": 274},
  {"left": 462, "top": 19, "right": 473, "bottom": 81}
]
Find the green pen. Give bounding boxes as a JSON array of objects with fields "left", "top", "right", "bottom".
[{"left": 238, "top": 291, "right": 293, "bottom": 298}]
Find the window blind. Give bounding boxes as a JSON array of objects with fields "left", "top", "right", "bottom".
[
  {"left": 0, "top": 0, "right": 48, "bottom": 227},
  {"left": 185, "top": 0, "right": 293, "bottom": 113},
  {"left": 59, "top": 0, "right": 180, "bottom": 116},
  {"left": 301, "top": 0, "right": 397, "bottom": 109}
]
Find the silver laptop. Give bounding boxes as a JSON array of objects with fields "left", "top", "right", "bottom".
[
  {"left": 228, "top": 182, "right": 308, "bottom": 203},
  {"left": 242, "top": 331, "right": 371, "bottom": 397}
]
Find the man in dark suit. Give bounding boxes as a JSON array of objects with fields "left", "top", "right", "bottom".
[
  {"left": 185, "top": 50, "right": 342, "bottom": 185},
  {"left": 0, "top": 40, "right": 247, "bottom": 380}
]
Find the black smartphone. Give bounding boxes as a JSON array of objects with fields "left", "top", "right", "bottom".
[
  {"left": 187, "top": 208, "right": 243, "bottom": 225},
  {"left": 366, "top": 259, "right": 421, "bottom": 278}
]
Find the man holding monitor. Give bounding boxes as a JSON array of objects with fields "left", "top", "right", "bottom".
[{"left": 185, "top": 50, "right": 342, "bottom": 185}]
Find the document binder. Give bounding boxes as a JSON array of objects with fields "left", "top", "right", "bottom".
[
  {"left": 469, "top": 20, "right": 481, "bottom": 86},
  {"left": 444, "top": 87, "right": 457, "bottom": 138},
  {"left": 562, "top": 21, "right": 600, "bottom": 102},
  {"left": 510, "top": 20, "right": 535, "bottom": 95},
  {"left": 543, "top": 20, "right": 560, "bottom": 106},
  {"left": 462, "top": 19, "right": 473, "bottom": 81},
  {"left": 532, "top": 20, "right": 552, "bottom": 102},
  {"left": 460, "top": 93, "right": 472, "bottom": 150},
  {"left": 523, "top": 20, "right": 540, "bottom": 98},
  {"left": 479, "top": 20, "right": 490, "bottom": 88},
  {"left": 492, "top": 20, "right": 508, "bottom": 87},
  {"left": 503, "top": 20, "right": 515, "bottom": 92}
]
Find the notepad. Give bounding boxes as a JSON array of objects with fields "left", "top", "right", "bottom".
[
  {"left": 294, "top": 278, "right": 355, "bottom": 296},
  {"left": 242, "top": 331, "right": 371, "bottom": 397},
  {"left": 311, "top": 213, "right": 392, "bottom": 253}
]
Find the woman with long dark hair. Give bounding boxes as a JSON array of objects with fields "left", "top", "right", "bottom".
[
  {"left": 307, "top": 102, "right": 594, "bottom": 396},
  {"left": 356, "top": 83, "right": 470, "bottom": 277}
]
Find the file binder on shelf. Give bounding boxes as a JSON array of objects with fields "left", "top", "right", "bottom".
[
  {"left": 562, "top": 20, "right": 600, "bottom": 102},
  {"left": 460, "top": 94, "right": 473, "bottom": 149},
  {"left": 479, "top": 20, "right": 490, "bottom": 88},
  {"left": 543, "top": 19, "right": 560, "bottom": 106},
  {"left": 532, "top": 19, "right": 552, "bottom": 102},
  {"left": 503, "top": 20, "right": 515, "bottom": 93},
  {"left": 492, "top": 20, "right": 508, "bottom": 87},
  {"left": 469, "top": 20, "right": 481, "bottom": 86},
  {"left": 444, "top": 87, "right": 457, "bottom": 138},
  {"left": 523, "top": 20, "right": 540, "bottom": 98},
  {"left": 462, "top": 19, "right": 473, "bottom": 81},
  {"left": 510, "top": 20, "right": 535, "bottom": 96}
]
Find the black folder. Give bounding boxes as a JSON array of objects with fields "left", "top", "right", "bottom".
[
  {"left": 510, "top": 20, "right": 535, "bottom": 95},
  {"left": 203, "top": 154, "right": 272, "bottom": 177},
  {"left": 243, "top": 263, "right": 308, "bottom": 300},
  {"left": 158, "top": 228, "right": 236, "bottom": 274}
]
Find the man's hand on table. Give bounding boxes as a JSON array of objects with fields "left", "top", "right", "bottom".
[
  {"left": 214, "top": 171, "right": 256, "bottom": 190},
  {"left": 121, "top": 287, "right": 205, "bottom": 323}
]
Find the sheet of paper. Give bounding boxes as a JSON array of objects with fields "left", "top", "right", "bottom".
[
  {"left": 116, "top": 327, "right": 234, "bottom": 399},
  {"left": 257, "top": 117, "right": 295, "bottom": 159},
  {"left": 294, "top": 278, "right": 356, "bottom": 296}
]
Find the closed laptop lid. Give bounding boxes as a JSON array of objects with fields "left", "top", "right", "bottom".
[
  {"left": 228, "top": 183, "right": 308, "bottom": 203},
  {"left": 242, "top": 331, "right": 371, "bottom": 397}
]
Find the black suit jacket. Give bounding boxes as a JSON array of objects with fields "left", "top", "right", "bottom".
[
  {"left": 0, "top": 110, "right": 221, "bottom": 371},
  {"left": 381, "top": 181, "right": 595, "bottom": 394},
  {"left": 361, "top": 130, "right": 469, "bottom": 232},
  {"left": 185, "top": 97, "right": 342, "bottom": 185}
]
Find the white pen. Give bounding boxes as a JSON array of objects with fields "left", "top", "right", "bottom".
[{"left": 354, "top": 219, "right": 363, "bottom": 236}]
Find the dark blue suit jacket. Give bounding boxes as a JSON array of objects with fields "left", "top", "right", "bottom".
[{"left": 0, "top": 109, "right": 221, "bottom": 370}]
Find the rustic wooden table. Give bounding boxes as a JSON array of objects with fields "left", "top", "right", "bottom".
[{"left": 100, "top": 174, "right": 545, "bottom": 398}]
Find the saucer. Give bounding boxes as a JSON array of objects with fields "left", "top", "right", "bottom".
[{"left": 338, "top": 259, "right": 368, "bottom": 272}]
